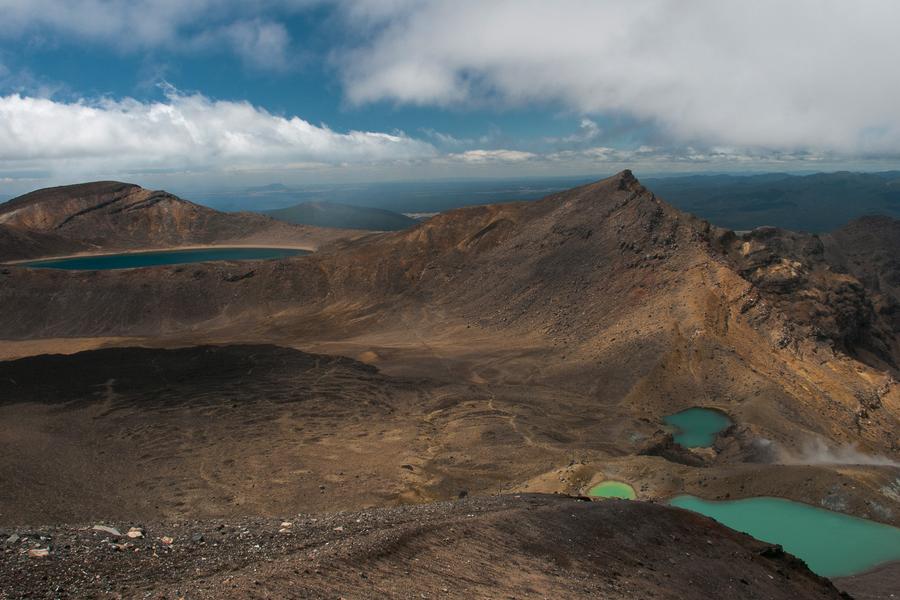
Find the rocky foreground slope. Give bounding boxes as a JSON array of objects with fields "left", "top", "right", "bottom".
[
  {"left": 0, "top": 181, "right": 359, "bottom": 261},
  {"left": 0, "top": 494, "right": 845, "bottom": 600}
]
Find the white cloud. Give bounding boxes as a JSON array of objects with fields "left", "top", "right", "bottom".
[
  {"left": 420, "top": 128, "right": 468, "bottom": 147},
  {"left": 567, "top": 119, "right": 601, "bottom": 143},
  {"left": 0, "top": 1, "right": 213, "bottom": 46},
  {"left": 338, "top": 0, "right": 900, "bottom": 154},
  {"left": 545, "top": 145, "right": 832, "bottom": 166},
  {"left": 0, "top": 1, "right": 318, "bottom": 70},
  {"left": 0, "top": 89, "right": 878, "bottom": 188},
  {"left": 2, "top": 0, "right": 898, "bottom": 183},
  {"left": 0, "top": 89, "right": 436, "bottom": 179},
  {"left": 545, "top": 118, "right": 602, "bottom": 145},
  {"left": 446, "top": 149, "right": 536, "bottom": 163},
  {"left": 188, "top": 19, "right": 295, "bottom": 70}
]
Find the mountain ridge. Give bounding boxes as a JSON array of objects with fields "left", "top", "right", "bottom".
[
  {"left": 2, "top": 171, "right": 897, "bottom": 463},
  {"left": 0, "top": 181, "right": 361, "bottom": 261}
]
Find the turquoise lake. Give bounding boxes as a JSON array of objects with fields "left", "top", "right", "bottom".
[
  {"left": 587, "top": 481, "right": 636, "bottom": 500},
  {"left": 19, "top": 247, "right": 310, "bottom": 270},
  {"left": 670, "top": 495, "right": 900, "bottom": 577},
  {"left": 663, "top": 407, "right": 732, "bottom": 447}
]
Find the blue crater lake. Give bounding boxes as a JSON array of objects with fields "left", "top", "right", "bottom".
[
  {"left": 663, "top": 407, "right": 732, "bottom": 448},
  {"left": 19, "top": 247, "right": 310, "bottom": 270},
  {"left": 670, "top": 495, "right": 900, "bottom": 577}
]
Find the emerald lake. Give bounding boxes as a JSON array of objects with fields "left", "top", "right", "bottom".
[
  {"left": 19, "top": 247, "right": 310, "bottom": 270},
  {"left": 670, "top": 494, "right": 900, "bottom": 577},
  {"left": 663, "top": 407, "right": 732, "bottom": 447},
  {"left": 588, "top": 481, "right": 636, "bottom": 500}
]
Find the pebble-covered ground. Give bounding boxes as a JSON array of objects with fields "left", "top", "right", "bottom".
[{"left": 1, "top": 494, "right": 846, "bottom": 599}]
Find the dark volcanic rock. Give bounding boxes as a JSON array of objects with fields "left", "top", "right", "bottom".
[
  {"left": 0, "top": 494, "right": 846, "bottom": 600},
  {"left": 716, "top": 224, "right": 897, "bottom": 367},
  {"left": 637, "top": 431, "right": 708, "bottom": 467}
]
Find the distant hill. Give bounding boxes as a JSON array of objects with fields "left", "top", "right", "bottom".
[
  {"left": 0, "top": 181, "right": 357, "bottom": 261},
  {"left": 645, "top": 171, "right": 900, "bottom": 232},
  {"left": 266, "top": 201, "right": 417, "bottom": 231},
  {"left": 188, "top": 176, "right": 596, "bottom": 212}
]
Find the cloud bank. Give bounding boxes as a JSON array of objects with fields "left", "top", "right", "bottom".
[
  {"left": 339, "top": 0, "right": 900, "bottom": 154},
  {"left": 0, "top": 89, "right": 436, "bottom": 178},
  {"left": 1, "top": 0, "right": 899, "bottom": 185}
]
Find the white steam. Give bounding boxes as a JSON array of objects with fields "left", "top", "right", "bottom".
[{"left": 778, "top": 437, "right": 900, "bottom": 468}]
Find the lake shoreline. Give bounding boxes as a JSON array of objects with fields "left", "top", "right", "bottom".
[
  {"left": 669, "top": 493, "right": 900, "bottom": 578},
  {"left": 2, "top": 243, "right": 317, "bottom": 266}
]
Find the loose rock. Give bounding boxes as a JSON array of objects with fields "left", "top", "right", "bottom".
[{"left": 92, "top": 525, "right": 122, "bottom": 537}]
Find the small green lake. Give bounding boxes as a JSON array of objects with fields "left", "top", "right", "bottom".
[
  {"left": 588, "top": 481, "right": 636, "bottom": 500},
  {"left": 663, "top": 407, "right": 732, "bottom": 447},
  {"left": 670, "top": 495, "right": 900, "bottom": 577},
  {"left": 19, "top": 247, "right": 310, "bottom": 270}
]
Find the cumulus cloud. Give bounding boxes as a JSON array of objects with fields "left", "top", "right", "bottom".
[
  {"left": 338, "top": 0, "right": 900, "bottom": 154},
  {"left": 545, "top": 118, "right": 602, "bottom": 145},
  {"left": 0, "top": 0, "right": 316, "bottom": 69},
  {"left": 0, "top": 89, "right": 436, "bottom": 179},
  {"left": 566, "top": 119, "right": 601, "bottom": 143}
]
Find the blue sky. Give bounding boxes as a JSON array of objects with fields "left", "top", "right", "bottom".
[{"left": 1, "top": 0, "right": 899, "bottom": 195}]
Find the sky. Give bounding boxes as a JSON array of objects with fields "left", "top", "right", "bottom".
[{"left": 1, "top": 0, "right": 899, "bottom": 195}]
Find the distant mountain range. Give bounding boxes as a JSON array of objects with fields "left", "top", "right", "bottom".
[
  {"left": 6, "top": 171, "right": 900, "bottom": 244},
  {"left": 183, "top": 171, "right": 900, "bottom": 233},
  {"left": 266, "top": 201, "right": 417, "bottom": 231},
  {"left": 646, "top": 171, "right": 900, "bottom": 232},
  {"left": 185, "top": 177, "right": 595, "bottom": 213}
]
